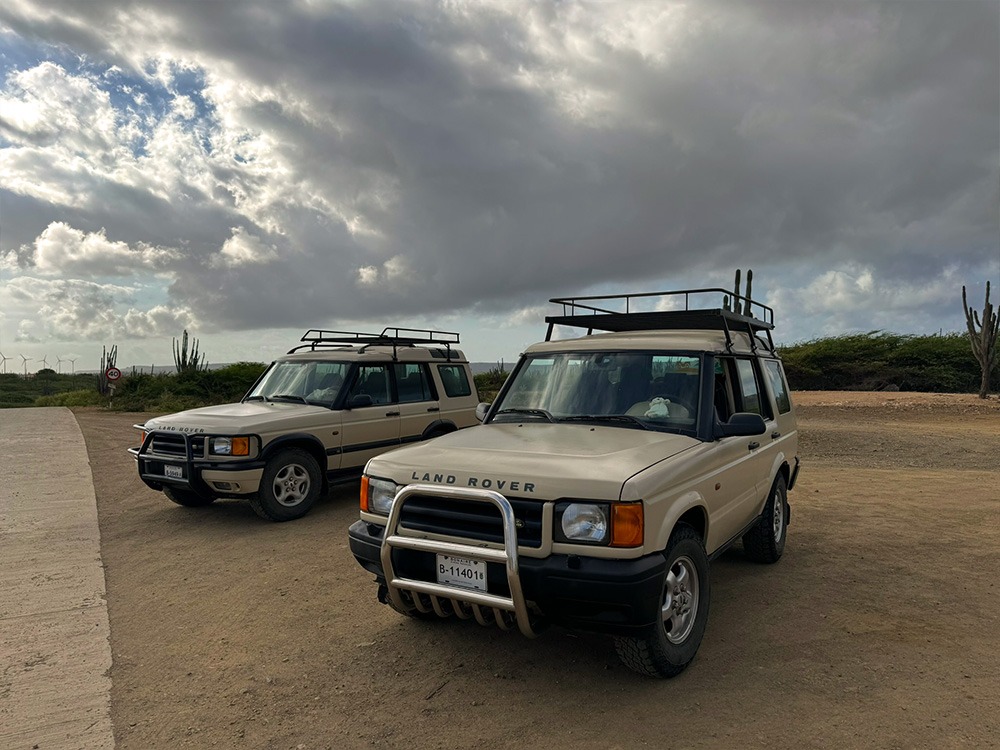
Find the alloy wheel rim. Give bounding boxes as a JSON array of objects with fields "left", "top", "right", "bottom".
[{"left": 662, "top": 555, "right": 699, "bottom": 644}]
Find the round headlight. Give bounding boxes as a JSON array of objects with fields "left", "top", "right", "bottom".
[
  {"left": 369, "top": 478, "right": 399, "bottom": 515},
  {"left": 561, "top": 503, "right": 609, "bottom": 543}
]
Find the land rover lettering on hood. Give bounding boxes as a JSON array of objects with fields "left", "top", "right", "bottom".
[{"left": 349, "top": 284, "right": 800, "bottom": 678}]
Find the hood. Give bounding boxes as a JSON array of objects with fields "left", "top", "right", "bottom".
[
  {"left": 369, "top": 423, "right": 698, "bottom": 501},
  {"left": 143, "top": 401, "right": 333, "bottom": 435}
]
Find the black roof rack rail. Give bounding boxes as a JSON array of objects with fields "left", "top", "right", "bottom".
[
  {"left": 545, "top": 288, "right": 776, "bottom": 354},
  {"left": 287, "top": 327, "right": 461, "bottom": 360}
]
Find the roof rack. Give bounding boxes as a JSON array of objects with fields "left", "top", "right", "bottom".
[
  {"left": 287, "top": 327, "right": 461, "bottom": 360},
  {"left": 545, "top": 288, "right": 776, "bottom": 354}
]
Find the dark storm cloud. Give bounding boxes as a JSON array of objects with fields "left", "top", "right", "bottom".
[{"left": 1, "top": 0, "right": 997, "bottom": 335}]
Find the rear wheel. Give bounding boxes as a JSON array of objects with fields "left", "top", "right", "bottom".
[
  {"left": 613, "top": 524, "right": 710, "bottom": 678},
  {"left": 163, "top": 486, "right": 216, "bottom": 507},
  {"left": 742, "top": 474, "right": 788, "bottom": 563},
  {"left": 249, "top": 448, "right": 321, "bottom": 522}
]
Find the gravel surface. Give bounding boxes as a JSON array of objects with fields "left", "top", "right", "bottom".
[{"left": 74, "top": 392, "right": 1000, "bottom": 749}]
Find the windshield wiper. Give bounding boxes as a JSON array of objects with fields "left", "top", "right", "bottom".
[
  {"left": 271, "top": 394, "right": 308, "bottom": 404},
  {"left": 494, "top": 407, "right": 556, "bottom": 423},
  {"left": 559, "top": 414, "right": 650, "bottom": 430}
]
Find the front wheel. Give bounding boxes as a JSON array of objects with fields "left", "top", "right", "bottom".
[
  {"left": 613, "top": 524, "right": 710, "bottom": 678},
  {"left": 163, "top": 486, "right": 216, "bottom": 507},
  {"left": 742, "top": 474, "right": 788, "bottom": 563},
  {"left": 249, "top": 449, "right": 322, "bottom": 522}
]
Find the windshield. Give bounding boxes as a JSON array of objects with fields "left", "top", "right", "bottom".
[
  {"left": 492, "top": 351, "right": 700, "bottom": 433},
  {"left": 246, "top": 360, "right": 351, "bottom": 406}
]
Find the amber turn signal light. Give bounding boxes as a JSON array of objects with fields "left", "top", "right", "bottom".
[{"left": 610, "top": 503, "right": 644, "bottom": 547}]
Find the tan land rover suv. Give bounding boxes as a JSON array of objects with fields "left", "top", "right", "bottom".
[
  {"left": 348, "top": 291, "right": 800, "bottom": 677},
  {"left": 130, "top": 328, "right": 479, "bottom": 521}
]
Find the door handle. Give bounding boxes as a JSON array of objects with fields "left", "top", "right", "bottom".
[
  {"left": 771, "top": 430, "right": 781, "bottom": 439},
  {"left": 748, "top": 441, "right": 760, "bottom": 450},
  {"left": 427, "top": 407, "right": 440, "bottom": 413},
  {"left": 385, "top": 411, "right": 400, "bottom": 417}
]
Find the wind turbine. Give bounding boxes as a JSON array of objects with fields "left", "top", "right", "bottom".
[
  {"left": 40, "top": 355, "right": 49, "bottom": 371},
  {"left": 56, "top": 356, "right": 64, "bottom": 373},
  {"left": 0, "top": 352, "right": 9, "bottom": 374},
  {"left": 68, "top": 358, "right": 77, "bottom": 374},
  {"left": 19, "top": 354, "right": 32, "bottom": 376}
]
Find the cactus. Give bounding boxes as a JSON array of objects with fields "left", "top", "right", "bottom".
[
  {"left": 97, "top": 344, "right": 118, "bottom": 396},
  {"left": 726, "top": 268, "right": 756, "bottom": 315},
  {"left": 173, "top": 329, "right": 206, "bottom": 373},
  {"left": 962, "top": 282, "right": 999, "bottom": 399}
]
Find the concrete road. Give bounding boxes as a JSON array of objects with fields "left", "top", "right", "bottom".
[{"left": 0, "top": 407, "right": 114, "bottom": 750}]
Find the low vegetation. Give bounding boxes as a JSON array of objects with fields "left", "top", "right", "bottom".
[
  {"left": 2, "top": 332, "right": 996, "bottom": 411},
  {"left": 473, "top": 361, "right": 509, "bottom": 401},
  {"left": 778, "top": 331, "right": 997, "bottom": 393},
  {"left": 2, "top": 363, "right": 266, "bottom": 411}
]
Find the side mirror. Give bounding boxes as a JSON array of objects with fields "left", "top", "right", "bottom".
[
  {"left": 475, "top": 402, "right": 491, "bottom": 422},
  {"left": 717, "top": 412, "right": 767, "bottom": 438},
  {"left": 347, "top": 394, "right": 374, "bottom": 409}
]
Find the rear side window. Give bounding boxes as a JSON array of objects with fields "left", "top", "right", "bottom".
[
  {"left": 394, "top": 363, "right": 434, "bottom": 403},
  {"left": 437, "top": 364, "right": 472, "bottom": 398},
  {"left": 764, "top": 360, "right": 792, "bottom": 414}
]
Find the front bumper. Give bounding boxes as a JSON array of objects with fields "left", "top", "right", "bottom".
[
  {"left": 129, "top": 442, "right": 265, "bottom": 496},
  {"left": 349, "top": 514, "right": 666, "bottom": 637}
]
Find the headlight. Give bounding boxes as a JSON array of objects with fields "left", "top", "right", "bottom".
[
  {"left": 209, "top": 436, "right": 250, "bottom": 456},
  {"left": 364, "top": 477, "right": 399, "bottom": 515},
  {"left": 557, "top": 502, "right": 609, "bottom": 544}
]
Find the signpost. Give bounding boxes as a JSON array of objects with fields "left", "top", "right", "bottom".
[{"left": 105, "top": 366, "right": 122, "bottom": 382}]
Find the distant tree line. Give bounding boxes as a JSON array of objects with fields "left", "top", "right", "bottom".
[
  {"left": 778, "top": 332, "right": 998, "bottom": 393},
  {"left": 3, "top": 333, "right": 998, "bottom": 411},
  {"left": 11, "top": 362, "right": 267, "bottom": 411}
]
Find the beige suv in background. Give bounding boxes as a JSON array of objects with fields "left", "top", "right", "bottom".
[
  {"left": 130, "top": 328, "right": 479, "bottom": 521},
  {"left": 349, "top": 291, "right": 800, "bottom": 677}
]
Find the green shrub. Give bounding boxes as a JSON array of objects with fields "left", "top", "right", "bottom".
[
  {"left": 779, "top": 331, "right": 995, "bottom": 392},
  {"left": 474, "top": 362, "right": 509, "bottom": 401},
  {"left": 35, "top": 389, "right": 104, "bottom": 407}
]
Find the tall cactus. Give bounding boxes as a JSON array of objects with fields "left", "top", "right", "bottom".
[
  {"left": 173, "top": 329, "right": 206, "bottom": 373},
  {"left": 97, "top": 344, "right": 118, "bottom": 396},
  {"left": 725, "top": 268, "right": 755, "bottom": 315},
  {"left": 962, "top": 282, "right": 999, "bottom": 399}
]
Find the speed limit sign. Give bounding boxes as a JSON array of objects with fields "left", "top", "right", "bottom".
[{"left": 105, "top": 366, "right": 122, "bottom": 381}]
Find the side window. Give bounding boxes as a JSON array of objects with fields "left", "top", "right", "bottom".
[
  {"left": 764, "top": 360, "right": 792, "bottom": 414},
  {"left": 393, "top": 363, "right": 434, "bottom": 403},
  {"left": 438, "top": 364, "right": 472, "bottom": 398},
  {"left": 306, "top": 362, "right": 348, "bottom": 402},
  {"left": 348, "top": 365, "right": 392, "bottom": 405},
  {"left": 734, "top": 359, "right": 771, "bottom": 419}
]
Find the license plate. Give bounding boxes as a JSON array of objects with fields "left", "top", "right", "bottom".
[
  {"left": 436, "top": 554, "right": 487, "bottom": 591},
  {"left": 164, "top": 464, "right": 183, "bottom": 479}
]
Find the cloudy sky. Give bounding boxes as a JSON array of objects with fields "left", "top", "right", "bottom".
[{"left": 1, "top": 0, "right": 997, "bottom": 373}]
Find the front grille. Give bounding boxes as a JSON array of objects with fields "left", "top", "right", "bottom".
[
  {"left": 147, "top": 433, "right": 204, "bottom": 458},
  {"left": 399, "top": 495, "right": 543, "bottom": 548}
]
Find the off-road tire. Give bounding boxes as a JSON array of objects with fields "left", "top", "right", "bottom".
[
  {"left": 249, "top": 448, "right": 321, "bottom": 522},
  {"left": 742, "top": 474, "right": 788, "bottom": 564},
  {"left": 163, "top": 486, "right": 216, "bottom": 507},
  {"left": 614, "top": 524, "right": 710, "bottom": 678}
]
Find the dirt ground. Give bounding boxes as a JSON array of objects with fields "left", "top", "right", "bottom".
[{"left": 74, "top": 391, "right": 1000, "bottom": 750}]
